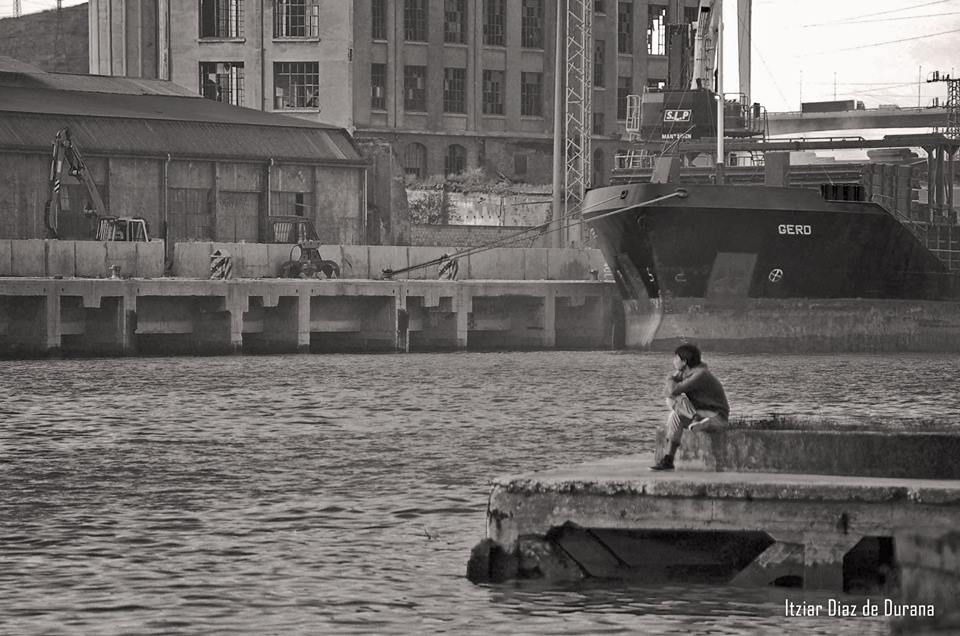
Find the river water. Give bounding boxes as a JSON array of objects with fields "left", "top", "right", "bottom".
[{"left": 2, "top": 351, "right": 957, "bottom": 635}]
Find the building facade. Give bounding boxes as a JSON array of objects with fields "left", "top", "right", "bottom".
[{"left": 89, "top": 0, "right": 701, "bottom": 185}]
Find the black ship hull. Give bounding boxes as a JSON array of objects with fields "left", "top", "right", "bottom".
[{"left": 584, "top": 183, "right": 960, "bottom": 352}]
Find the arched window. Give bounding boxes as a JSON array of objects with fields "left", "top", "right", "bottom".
[
  {"left": 592, "top": 148, "right": 606, "bottom": 187},
  {"left": 445, "top": 144, "right": 467, "bottom": 175},
  {"left": 403, "top": 142, "right": 427, "bottom": 179}
]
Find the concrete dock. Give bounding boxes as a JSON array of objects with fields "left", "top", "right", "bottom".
[
  {"left": 0, "top": 277, "right": 619, "bottom": 356},
  {"left": 468, "top": 419, "right": 960, "bottom": 617}
]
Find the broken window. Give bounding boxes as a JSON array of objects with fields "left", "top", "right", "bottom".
[
  {"left": 405, "top": 0, "right": 427, "bottom": 42},
  {"left": 594, "top": 0, "right": 606, "bottom": 14},
  {"left": 403, "top": 143, "right": 428, "bottom": 178},
  {"left": 483, "top": 0, "right": 505, "bottom": 46},
  {"left": 443, "top": 67, "right": 466, "bottom": 113},
  {"left": 200, "top": 0, "right": 243, "bottom": 38},
  {"left": 445, "top": 144, "right": 467, "bottom": 175},
  {"left": 685, "top": 5, "right": 700, "bottom": 25},
  {"left": 617, "top": 1, "right": 632, "bottom": 53},
  {"left": 273, "top": 62, "right": 319, "bottom": 109},
  {"left": 371, "top": 63, "right": 386, "bottom": 110},
  {"left": 594, "top": 39, "right": 605, "bottom": 87},
  {"left": 521, "top": 0, "right": 544, "bottom": 49},
  {"left": 482, "top": 69, "right": 505, "bottom": 115},
  {"left": 646, "top": 77, "right": 666, "bottom": 90},
  {"left": 593, "top": 147, "right": 606, "bottom": 186},
  {"left": 618, "top": 75, "right": 632, "bottom": 119},
  {"left": 647, "top": 4, "right": 667, "bottom": 55},
  {"left": 371, "top": 0, "right": 387, "bottom": 39},
  {"left": 514, "top": 154, "right": 528, "bottom": 175},
  {"left": 404, "top": 65, "right": 427, "bottom": 112},
  {"left": 199, "top": 62, "right": 244, "bottom": 106},
  {"left": 521, "top": 72, "right": 543, "bottom": 117},
  {"left": 444, "top": 0, "right": 467, "bottom": 44},
  {"left": 274, "top": 0, "right": 320, "bottom": 38}
]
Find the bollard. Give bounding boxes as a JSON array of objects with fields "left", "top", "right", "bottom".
[{"left": 209, "top": 249, "right": 233, "bottom": 280}]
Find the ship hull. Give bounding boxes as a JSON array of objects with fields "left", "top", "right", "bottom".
[{"left": 584, "top": 183, "right": 960, "bottom": 352}]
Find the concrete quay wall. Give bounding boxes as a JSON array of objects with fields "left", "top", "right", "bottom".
[
  {"left": 893, "top": 528, "right": 960, "bottom": 633},
  {"left": 0, "top": 278, "right": 619, "bottom": 357},
  {"left": 471, "top": 455, "right": 960, "bottom": 593}
]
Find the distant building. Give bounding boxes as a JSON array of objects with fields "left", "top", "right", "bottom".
[
  {"left": 89, "top": 0, "right": 702, "bottom": 185},
  {"left": 0, "top": 57, "right": 369, "bottom": 248},
  {"left": 0, "top": 4, "right": 88, "bottom": 74}
]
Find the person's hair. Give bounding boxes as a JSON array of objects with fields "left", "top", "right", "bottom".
[{"left": 674, "top": 343, "right": 702, "bottom": 368}]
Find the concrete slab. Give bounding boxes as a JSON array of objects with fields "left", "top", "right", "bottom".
[
  {"left": 469, "top": 248, "right": 525, "bottom": 280},
  {"left": 46, "top": 240, "right": 76, "bottom": 278},
  {"left": 105, "top": 242, "right": 139, "bottom": 279},
  {"left": 266, "top": 243, "right": 294, "bottom": 277},
  {"left": 523, "top": 248, "right": 550, "bottom": 280},
  {"left": 339, "top": 245, "right": 370, "bottom": 279},
  {"left": 240, "top": 243, "right": 271, "bottom": 278},
  {"left": 368, "top": 246, "right": 408, "bottom": 280},
  {"left": 548, "top": 248, "right": 594, "bottom": 281},
  {"left": 0, "top": 240, "right": 12, "bottom": 276},
  {"left": 406, "top": 246, "right": 455, "bottom": 280},
  {"left": 11, "top": 240, "right": 46, "bottom": 277},
  {"left": 75, "top": 241, "right": 107, "bottom": 277},
  {"left": 136, "top": 240, "right": 165, "bottom": 278},
  {"left": 173, "top": 241, "right": 214, "bottom": 278}
]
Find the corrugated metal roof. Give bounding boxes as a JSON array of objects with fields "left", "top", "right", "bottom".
[
  {"left": 0, "top": 111, "right": 364, "bottom": 163},
  {"left": 0, "top": 83, "right": 364, "bottom": 163}
]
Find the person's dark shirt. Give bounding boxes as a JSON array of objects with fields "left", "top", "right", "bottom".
[{"left": 666, "top": 364, "right": 730, "bottom": 419}]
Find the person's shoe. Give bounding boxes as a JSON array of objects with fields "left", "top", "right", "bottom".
[
  {"left": 650, "top": 455, "right": 674, "bottom": 471},
  {"left": 689, "top": 417, "right": 711, "bottom": 432}
]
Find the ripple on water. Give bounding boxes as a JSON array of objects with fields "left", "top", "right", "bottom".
[{"left": 1, "top": 351, "right": 951, "bottom": 635}]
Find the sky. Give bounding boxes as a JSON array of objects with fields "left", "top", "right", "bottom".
[{"left": 1, "top": 0, "right": 958, "bottom": 114}]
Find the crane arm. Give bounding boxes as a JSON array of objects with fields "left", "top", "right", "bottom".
[
  {"left": 690, "top": 0, "right": 722, "bottom": 92},
  {"left": 42, "top": 127, "right": 108, "bottom": 238}
]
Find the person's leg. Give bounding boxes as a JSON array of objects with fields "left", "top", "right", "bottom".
[{"left": 653, "top": 409, "right": 688, "bottom": 470}]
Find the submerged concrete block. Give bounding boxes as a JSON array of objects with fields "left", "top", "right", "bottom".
[{"left": 75, "top": 241, "right": 107, "bottom": 277}]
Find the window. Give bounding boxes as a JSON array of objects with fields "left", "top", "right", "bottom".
[
  {"left": 483, "top": 0, "right": 505, "bottom": 46},
  {"left": 404, "top": 65, "right": 427, "bottom": 111},
  {"left": 685, "top": 6, "right": 700, "bottom": 24},
  {"left": 482, "top": 69, "right": 505, "bottom": 115},
  {"left": 443, "top": 67, "right": 466, "bottom": 113},
  {"left": 404, "top": 143, "right": 427, "bottom": 178},
  {"left": 371, "top": 63, "right": 386, "bottom": 110},
  {"left": 592, "top": 112, "right": 605, "bottom": 135},
  {"left": 445, "top": 145, "right": 467, "bottom": 175},
  {"left": 594, "top": 0, "right": 606, "bottom": 14},
  {"left": 405, "top": 0, "right": 427, "bottom": 42},
  {"left": 617, "top": 76, "right": 632, "bottom": 119},
  {"left": 514, "top": 154, "right": 527, "bottom": 175},
  {"left": 199, "top": 62, "right": 244, "bottom": 106},
  {"left": 521, "top": 72, "right": 543, "bottom": 117},
  {"left": 647, "top": 5, "right": 667, "bottom": 55},
  {"left": 521, "top": 0, "right": 544, "bottom": 49},
  {"left": 372, "top": 0, "right": 386, "bottom": 39},
  {"left": 273, "top": 62, "right": 319, "bottom": 109},
  {"left": 200, "top": 0, "right": 243, "bottom": 38},
  {"left": 594, "top": 40, "right": 605, "bottom": 87},
  {"left": 646, "top": 77, "right": 665, "bottom": 90},
  {"left": 274, "top": 0, "right": 319, "bottom": 37},
  {"left": 444, "top": 0, "right": 467, "bottom": 44},
  {"left": 617, "top": 2, "right": 632, "bottom": 53}
]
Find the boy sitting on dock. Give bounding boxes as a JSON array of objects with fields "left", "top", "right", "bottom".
[{"left": 651, "top": 343, "right": 730, "bottom": 471}]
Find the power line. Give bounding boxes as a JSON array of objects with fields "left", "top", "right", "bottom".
[
  {"left": 805, "top": 10, "right": 960, "bottom": 26},
  {"left": 802, "top": 27, "right": 960, "bottom": 55},
  {"left": 802, "top": 0, "right": 958, "bottom": 27}
]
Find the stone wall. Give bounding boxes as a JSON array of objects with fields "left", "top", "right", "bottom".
[{"left": 0, "top": 5, "right": 88, "bottom": 74}]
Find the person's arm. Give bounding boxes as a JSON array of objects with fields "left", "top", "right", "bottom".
[{"left": 668, "top": 367, "right": 706, "bottom": 397}]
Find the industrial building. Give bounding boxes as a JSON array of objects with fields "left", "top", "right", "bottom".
[
  {"left": 88, "top": 0, "right": 707, "bottom": 185},
  {"left": 0, "top": 57, "right": 369, "bottom": 246}
]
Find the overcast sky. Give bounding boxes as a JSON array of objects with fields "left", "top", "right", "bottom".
[{"left": 3, "top": 0, "right": 957, "bottom": 113}]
